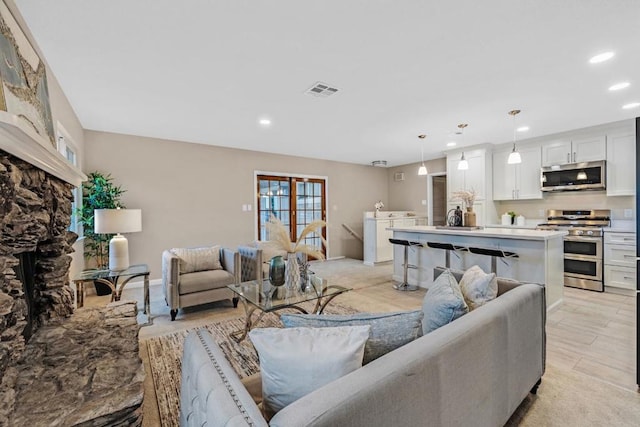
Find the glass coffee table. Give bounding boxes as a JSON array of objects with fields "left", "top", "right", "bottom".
[{"left": 227, "top": 277, "right": 350, "bottom": 342}]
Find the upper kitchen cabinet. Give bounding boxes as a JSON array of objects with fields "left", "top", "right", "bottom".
[
  {"left": 606, "top": 130, "right": 635, "bottom": 196},
  {"left": 493, "top": 145, "right": 542, "bottom": 200},
  {"left": 446, "top": 146, "right": 497, "bottom": 225},
  {"left": 541, "top": 134, "right": 606, "bottom": 166},
  {"left": 446, "top": 148, "right": 487, "bottom": 200}
]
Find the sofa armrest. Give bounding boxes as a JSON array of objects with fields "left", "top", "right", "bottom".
[
  {"left": 181, "top": 330, "right": 268, "bottom": 427},
  {"left": 238, "top": 246, "right": 263, "bottom": 282},
  {"left": 162, "top": 250, "right": 180, "bottom": 309},
  {"left": 221, "top": 247, "right": 240, "bottom": 284}
]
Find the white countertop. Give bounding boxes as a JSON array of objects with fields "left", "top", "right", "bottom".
[
  {"left": 484, "top": 223, "right": 539, "bottom": 230},
  {"left": 605, "top": 220, "right": 636, "bottom": 233},
  {"left": 388, "top": 225, "right": 567, "bottom": 241}
]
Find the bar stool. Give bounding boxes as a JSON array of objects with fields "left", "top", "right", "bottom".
[
  {"left": 389, "top": 238, "right": 421, "bottom": 291},
  {"left": 426, "top": 242, "right": 468, "bottom": 268},
  {"left": 467, "top": 247, "right": 519, "bottom": 274}
]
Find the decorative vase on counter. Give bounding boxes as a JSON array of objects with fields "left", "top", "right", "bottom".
[
  {"left": 463, "top": 207, "right": 477, "bottom": 227},
  {"left": 284, "top": 254, "right": 301, "bottom": 293},
  {"left": 268, "top": 255, "right": 286, "bottom": 287}
]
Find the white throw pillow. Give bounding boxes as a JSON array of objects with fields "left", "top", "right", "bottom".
[
  {"left": 459, "top": 265, "right": 498, "bottom": 310},
  {"left": 422, "top": 269, "right": 469, "bottom": 334},
  {"left": 170, "top": 246, "right": 222, "bottom": 273},
  {"left": 249, "top": 325, "right": 370, "bottom": 418}
]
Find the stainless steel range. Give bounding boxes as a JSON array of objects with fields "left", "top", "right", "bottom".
[{"left": 537, "top": 209, "right": 611, "bottom": 292}]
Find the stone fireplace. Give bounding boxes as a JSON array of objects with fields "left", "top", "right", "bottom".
[
  {"left": 0, "top": 150, "right": 77, "bottom": 379},
  {"left": 0, "top": 129, "right": 144, "bottom": 425}
]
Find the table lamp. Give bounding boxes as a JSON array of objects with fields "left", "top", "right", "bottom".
[{"left": 94, "top": 208, "right": 142, "bottom": 271}]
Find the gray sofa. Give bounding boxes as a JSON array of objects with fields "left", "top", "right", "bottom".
[{"left": 180, "top": 272, "right": 546, "bottom": 426}]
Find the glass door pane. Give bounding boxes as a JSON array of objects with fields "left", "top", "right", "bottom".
[{"left": 257, "top": 175, "right": 326, "bottom": 257}]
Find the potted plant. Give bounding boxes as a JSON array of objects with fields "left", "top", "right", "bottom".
[{"left": 76, "top": 171, "right": 126, "bottom": 295}]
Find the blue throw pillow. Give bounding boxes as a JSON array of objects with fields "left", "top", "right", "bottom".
[
  {"left": 422, "top": 269, "right": 469, "bottom": 334},
  {"left": 280, "top": 310, "right": 424, "bottom": 364}
]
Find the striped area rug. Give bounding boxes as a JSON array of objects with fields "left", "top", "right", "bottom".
[{"left": 145, "top": 302, "right": 358, "bottom": 427}]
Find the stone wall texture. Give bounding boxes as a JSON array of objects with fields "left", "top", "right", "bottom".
[{"left": 0, "top": 150, "right": 77, "bottom": 381}]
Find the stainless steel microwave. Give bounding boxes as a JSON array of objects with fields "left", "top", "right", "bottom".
[{"left": 541, "top": 160, "right": 606, "bottom": 192}]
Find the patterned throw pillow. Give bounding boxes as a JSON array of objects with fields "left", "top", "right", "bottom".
[
  {"left": 249, "top": 325, "right": 370, "bottom": 419},
  {"left": 459, "top": 265, "right": 498, "bottom": 310},
  {"left": 421, "top": 269, "right": 469, "bottom": 334},
  {"left": 280, "top": 310, "right": 423, "bottom": 364},
  {"left": 170, "top": 246, "right": 222, "bottom": 273}
]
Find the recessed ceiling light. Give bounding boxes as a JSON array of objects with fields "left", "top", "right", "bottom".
[
  {"left": 589, "top": 51, "right": 614, "bottom": 64},
  {"left": 516, "top": 126, "right": 530, "bottom": 132},
  {"left": 609, "top": 82, "right": 630, "bottom": 91},
  {"left": 622, "top": 102, "right": 640, "bottom": 110},
  {"left": 446, "top": 141, "right": 456, "bottom": 147},
  {"left": 258, "top": 118, "right": 271, "bottom": 126}
]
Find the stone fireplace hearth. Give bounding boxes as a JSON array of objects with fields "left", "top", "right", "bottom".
[{"left": 0, "top": 151, "right": 77, "bottom": 377}]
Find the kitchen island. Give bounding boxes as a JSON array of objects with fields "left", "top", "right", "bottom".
[{"left": 389, "top": 226, "right": 567, "bottom": 310}]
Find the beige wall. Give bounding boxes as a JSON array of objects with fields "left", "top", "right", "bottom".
[
  {"left": 386, "top": 158, "right": 447, "bottom": 216},
  {"left": 84, "top": 131, "right": 390, "bottom": 280},
  {"left": 5, "top": 1, "right": 86, "bottom": 279}
]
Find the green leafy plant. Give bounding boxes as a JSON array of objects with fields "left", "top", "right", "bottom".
[{"left": 77, "top": 172, "right": 126, "bottom": 269}]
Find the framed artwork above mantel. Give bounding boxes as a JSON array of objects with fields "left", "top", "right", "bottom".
[{"left": 0, "top": 0, "right": 55, "bottom": 147}]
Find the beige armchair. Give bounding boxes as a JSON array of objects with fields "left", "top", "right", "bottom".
[{"left": 162, "top": 246, "right": 240, "bottom": 321}]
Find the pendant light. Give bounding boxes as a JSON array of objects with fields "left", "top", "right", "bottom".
[
  {"left": 418, "top": 134, "right": 428, "bottom": 175},
  {"left": 507, "top": 109, "right": 522, "bottom": 164},
  {"left": 457, "top": 123, "right": 469, "bottom": 170}
]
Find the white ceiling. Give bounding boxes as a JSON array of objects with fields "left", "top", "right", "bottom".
[{"left": 14, "top": 0, "right": 640, "bottom": 167}]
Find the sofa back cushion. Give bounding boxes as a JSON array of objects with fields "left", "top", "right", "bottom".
[
  {"left": 422, "top": 269, "right": 468, "bottom": 334},
  {"left": 249, "top": 325, "right": 370, "bottom": 419},
  {"left": 280, "top": 310, "right": 423, "bottom": 364},
  {"left": 171, "top": 246, "right": 222, "bottom": 273}
]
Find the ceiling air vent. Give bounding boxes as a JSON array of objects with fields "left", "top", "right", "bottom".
[
  {"left": 305, "top": 81, "right": 339, "bottom": 98},
  {"left": 371, "top": 160, "right": 387, "bottom": 167}
]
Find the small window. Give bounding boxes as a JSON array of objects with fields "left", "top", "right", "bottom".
[{"left": 56, "top": 132, "right": 80, "bottom": 234}]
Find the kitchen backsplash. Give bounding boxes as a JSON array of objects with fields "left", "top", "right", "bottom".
[{"left": 496, "top": 192, "right": 634, "bottom": 221}]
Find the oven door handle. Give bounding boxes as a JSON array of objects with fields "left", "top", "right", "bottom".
[{"left": 563, "top": 236, "right": 602, "bottom": 243}]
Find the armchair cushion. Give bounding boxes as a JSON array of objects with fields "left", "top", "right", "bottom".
[
  {"left": 178, "top": 269, "right": 236, "bottom": 295},
  {"left": 171, "top": 246, "right": 222, "bottom": 273}
]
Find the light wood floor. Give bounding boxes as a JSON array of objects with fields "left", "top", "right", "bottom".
[{"left": 85, "top": 258, "right": 638, "bottom": 420}]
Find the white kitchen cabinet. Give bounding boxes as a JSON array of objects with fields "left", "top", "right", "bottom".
[
  {"left": 493, "top": 145, "right": 542, "bottom": 200},
  {"left": 541, "top": 134, "right": 606, "bottom": 166},
  {"left": 604, "top": 231, "right": 637, "bottom": 291},
  {"left": 604, "top": 265, "right": 636, "bottom": 290},
  {"left": 363, "top": 215, "right": 419, "bottom": 265},
  {"left": 446, "top": 147, "right": 496, "bottom": 226},
  {"left": 605, "top": 232, "right": 636, "bottom": 246},
  {"left": 446, "top": 149, "right": 486, "bottom": 200},
  {"left": 606, "top": 131, "right": 635, "bottom": 196},
  {"left": 604, "top": 244, "right": 636, "bottom": 267}
]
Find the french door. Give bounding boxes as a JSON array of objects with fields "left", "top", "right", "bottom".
[{"left": 257, "top": 175, "right": 326, "bottom": 256}]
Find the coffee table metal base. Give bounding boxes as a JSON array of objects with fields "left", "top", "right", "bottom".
[{"left": 230, "top": 288, "right": 346, "bottom": 343}]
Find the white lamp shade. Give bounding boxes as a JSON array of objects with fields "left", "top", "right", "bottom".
[
  {"left": 418, "top": 164, "right": 428, "bottom": 175},
  {"left": 507, "top": 151, "right": 522, "bottom": 164},
  {"left": 457, "top": 159, "right": 469, "bottom": 170},
  {"left": 94, "top": 209, "right": 142, "bottom": 234}
]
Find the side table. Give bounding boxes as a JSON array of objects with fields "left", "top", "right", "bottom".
[{"left": 73, "top": 264, "right": 152, "bottom": 325}]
